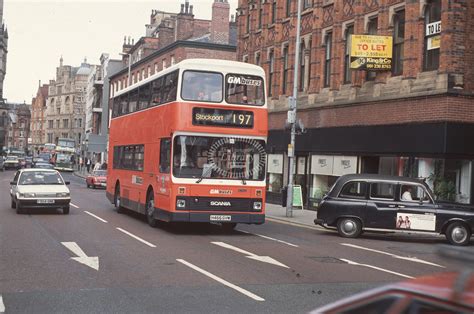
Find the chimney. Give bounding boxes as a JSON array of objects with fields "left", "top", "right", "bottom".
[{"left": 211, "top": 0, "right": 230, "bottom": 44}]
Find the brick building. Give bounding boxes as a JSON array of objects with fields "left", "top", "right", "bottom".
[
  {"left": 237, "top": 0, "right": 474, "bottom": 206},
  {"left": 3, "top": 103, "right": 31, "bottom": 153},
  {"left": 109, "top": 0, "right": 237, "bottom": 98},
  {"left": 30, "top": 83, "right": 49, "bottom": 152}
]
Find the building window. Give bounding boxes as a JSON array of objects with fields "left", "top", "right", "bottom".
[
  {"left": 78, "top": 119, "right": 82, "bottom": 128},
  {"left": 271, "top": 1, "right": 277, "bottom": 24},
  {"left": 424, "top": 0, "right": 441, "bottom": 71},
  {"left": 303, "top": 0, "right": 312, "bottom": 10},
  {"left": 392, "top": 9, "right": 405, "bottom": 76},
  {"left": 286, "top": 0, "right": 291, "bottom": 17},
  {"left": 56, "top": 120, "right": 60, "bottom": 128},
  {"left": 268, "top": 49, "right": 274, "bottom": 96},
  {"left": 258, "top": 4, "right": 263, "bottom": 29},
  {"left": 246, "top": 11, "right": 250, "bottom": 33},
  {"left": 48, "top": 120, "right": 53, "bottom": 128},
  {"left": 282, "top": 45, "right": 289, "bottom": 94},
  {"left": 63, "top": 119, "right": 68, "bottom": 128},
  {"left": 48, "top": 133, "right": 53, "bottom": 143},
  {"left": 299, "top": 42, "right": 305, "bottom": 91},
  {"left": 366, "top": 17, "right": 378, "bottom": 81},
  {"left": 344, "top": 25, "right": 354, "bottom": 84},
  {"left": 324, "top": 32, "right": 332, "bottom": 87}
]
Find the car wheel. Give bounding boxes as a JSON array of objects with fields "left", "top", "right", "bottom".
[
  {"left": 221, "top": 223, "right": 237, "bottom": 232},
  {"left": 146, "top": 192, "right": 157, "bottom": 228},
  {"left": 11, "top": 198, "right": 16, "bottom": 209},
  {"left": 446, "top": 222, "right": 471, "bottom": 246},
  {"left": 337, "top": 217, "right": 362, "bottom": 238},
  {"left": 16, "top": 201, "right": 24, "bottom": 214},
  {"left": 114, "top": 185, "right": 124, "bottom": 214},
  {"left": 63, "top": 206, "right": 70, "bottom": 215}
]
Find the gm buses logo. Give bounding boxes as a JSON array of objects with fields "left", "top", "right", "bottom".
[
  {"left": 210, "top": 189, "right": 233, "bottom": 195},
  {"left": 227, "top": 76, "right": 262, "bottom": 87},
  {"left": 207, "top": 137, "right": 266, "bottom": 180}
]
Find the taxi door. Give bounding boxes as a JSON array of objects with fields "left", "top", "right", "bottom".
[
  {"left": 396, "top": 184, "right": 437, "bottom": 232},
  {"left": 365, "top": 182, "right": 399, "bottom": 229}
]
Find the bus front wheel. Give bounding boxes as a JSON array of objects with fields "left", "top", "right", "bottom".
[
  {"left": 146, "top": 192, "right": 157, "bottom": 228},
  {"left": 114, "top": 185, "right": 124, "bottom": 214}
]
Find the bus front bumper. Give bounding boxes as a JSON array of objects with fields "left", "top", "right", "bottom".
[{"left": 156, "top": 210, "right": 265, "bottom": 225}]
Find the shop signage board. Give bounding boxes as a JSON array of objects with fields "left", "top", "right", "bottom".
[
  {"left": 333, "top": 156, "right": 358, "bottom": 176},
  {"left": 311, "top": 155, "right": 334, "bottom": 176},
  {"left": 267, "top": 154, "right": 283, "bottom": 174},
  {"left": 292, "top": 185, "right": 304, "bottom": 209},
  {"left": 350, "top": 35, "right": 393, "bottom": 71}
]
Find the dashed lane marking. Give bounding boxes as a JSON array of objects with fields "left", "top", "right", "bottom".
[
  {"left": 177, "top": 259, "right": 265, "bottom": 302},
  {"left": 340, "top": 258, "right": 414, "bottom": 279},
  {"left": 238, "top": 230, "right": 299, "bottom": 248},
  {"left": 70, "top": 203, "right": 79, "bottom": 209},
  {"left": 116, "top": 227, "right": 156, "bottom": 248},
  {"left": 341, "top": 243, "right": 445, "bottom": 268},
  {"left": 84, "top": 211, "right": 108, "bottom": 223}
]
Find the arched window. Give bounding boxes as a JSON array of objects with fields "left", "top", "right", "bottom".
[{"left": 424, "top": 0, "right": 441, "bottom": 71}]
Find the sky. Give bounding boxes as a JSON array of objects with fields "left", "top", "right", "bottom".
[{"left": 3, "top": 0, "right": 238, "bottom": 104}]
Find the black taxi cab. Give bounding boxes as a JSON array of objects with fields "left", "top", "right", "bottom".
[{"left": 314, "top": 174, "right": 474, "bottom": 246}]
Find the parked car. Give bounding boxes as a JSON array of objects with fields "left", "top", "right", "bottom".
[
  {"left": 314, "top": 174, "right": 474, "bottom": 246},
  {"left": 4, "top": 155, "right": 20, "bottom": 170},
  {"left": 312, "top": 246, "right": 474, "bottom": 313},
  {"left": 0, "top": 156, "right": 4, "bottom": 171},
  {"left": 33, "top": 162, "right": 55, "bottom": 169},
  {"left": 9, "top": 169, "right": 71, "bottom": 214},
  {"left": 86, "top": 170, "right": 107, "bottom": 189}
]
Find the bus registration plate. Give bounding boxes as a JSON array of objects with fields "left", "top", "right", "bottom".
[{"left": 210, "top": 215, "right": 231, "bottom": 222}]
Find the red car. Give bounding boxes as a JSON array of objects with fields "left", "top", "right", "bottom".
[
  {"left": 312, "top": 271, "right": 474, "bottom": 313},
  {"left": 86, "top": 170, "right": 107, "bottom": 189}
]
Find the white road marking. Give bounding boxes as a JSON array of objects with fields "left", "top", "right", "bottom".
[
  {"left": 341, "top": 243, "right": 445, "bottom": 268},
  {"left": 238, "top": 230, "right": 299, "bottom": 248},
  {"left": 116, "top": 228, "right": 156, "bottom": 248},
  {"left": 61, "top": 242, "right": 99, "bottom": 271},
  {"left": 177, "top": 259, "right": 265, "bottom": 302},
  {"left": 265, "top": 217, "right": 325, "bottom": 231},
  {"left": 84, "top": 211, "right": 108, "bottom": 223},
  {"left": 70, "top": 203, "right": 79, "bottom": 208},
  {"left": 340, "top": 258, "right": 414, "bottom": 279},
  {"left": 0, "top": 295, "right": 5, "bottom": 313},
  {"left": 212, "top": 241, "right": 289, "bottom": 268}
]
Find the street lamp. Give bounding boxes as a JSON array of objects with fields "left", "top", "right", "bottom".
[
  {"left": 119, "top": 52, "right": 132, "bottom": 87},
  {"left": 286, "top": 0, "right": 303, "bottom": 217}
]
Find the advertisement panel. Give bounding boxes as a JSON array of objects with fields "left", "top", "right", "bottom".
[
  {"left": 396, "top": 213, "right": 436, "bottom": 231},
  {"left": 350, "top": 35, "right": 393, "bottom": 71}
]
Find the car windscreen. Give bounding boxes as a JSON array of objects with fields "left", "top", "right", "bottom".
[
  {"left": 173, "top": 135, "right": 266, "bottom": 181},
  {"left": 19, "top": 171, "right": 64, "bottom": 185}
]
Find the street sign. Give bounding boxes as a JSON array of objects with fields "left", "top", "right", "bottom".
[
  {"left": 350, "top": 35, "right": 393, "bottom": 71},
  {"left": 292, "top": 185, "right": 304, "bottom": 209}
]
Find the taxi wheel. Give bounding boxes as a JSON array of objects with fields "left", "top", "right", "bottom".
[
  {"left": 446, "top": 222, "right": 471, "bottom": 246},
  {"left": 337, "top": 217, "right": 362, "bottom": 238}
]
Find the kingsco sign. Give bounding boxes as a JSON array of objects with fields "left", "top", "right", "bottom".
[{"left": 350, "top": 35, "right": 393, "bottom": 71}]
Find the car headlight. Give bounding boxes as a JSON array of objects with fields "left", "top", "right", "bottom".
[
  {"left": 24, "top": 193, "right": 36, "bottom": 198},
  {"left": 253, "top": 201, "right": 262, "bottom": 211},
  {"left": 17, "top": 193, "right": 24, "bottom": 198},
  {"left": 56, "top": 192, "right": 70, "bottom": 197},
  {"left": 176, "top": 199, "right": 186, "bottom": 208}
]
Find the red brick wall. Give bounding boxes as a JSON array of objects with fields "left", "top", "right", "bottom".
[
  {"left": 211, "top": 0, "right": 230, "bottom": 44},
  {"left": 268, "top": 95, "right": 474, "bottom": 130}
]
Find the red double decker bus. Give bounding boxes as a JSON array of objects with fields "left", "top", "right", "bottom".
[{"left": 106, "top": 59, "right": 267, "bottom": 229}]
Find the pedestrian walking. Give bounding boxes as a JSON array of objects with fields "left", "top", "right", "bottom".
[
  {"left": 93, "top": 160, "right": 101, "bottom": 171},
  {"left": 101, "top": 161, "right": 108, "bottom": 170},
  {"left": 86, "top": 157, "right": 91, "bottom": 173}
]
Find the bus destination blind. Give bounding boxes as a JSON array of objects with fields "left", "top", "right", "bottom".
[{"left": 192, "top": 108, "right": 254, "bottom": 128}]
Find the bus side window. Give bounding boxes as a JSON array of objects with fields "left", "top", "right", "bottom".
[
  {"left": 159, "top": 138, "right": 171, "bottom": 173},
  {"left": 152, "top": 77, "right": 163, "bottom": 105},
  {"left": 120, "top": 93, "right": 129, "bottom": 115}
]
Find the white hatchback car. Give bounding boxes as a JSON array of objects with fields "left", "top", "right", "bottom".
[{"left": 10, "top": 169, "right": 71, "bottom": 214}]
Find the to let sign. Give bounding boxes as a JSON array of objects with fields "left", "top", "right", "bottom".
[
  {"left": 350, "top": 35, "right": 393, "bottom": 71},
  {"left": 426, "top": 21, "right": 441, "bottom": 36}
]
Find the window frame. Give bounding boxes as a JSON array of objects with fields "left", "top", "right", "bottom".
[
  {"left": 282, "top": 44, "right": 289, "bottom": 94},
  {"left": 225, "top": 73, "right": 266, "bottom": 106},
  {"left": 369, "top": 182, "right": 397, "bottom": 201},
  {"left": 180, "top": 70, "right": 224, "bottom": 104},
  {"left": 344, "top": 25, "right": 354, "bottom": 84},
  {"left": 423, "top": 0, "right": 441, "bottom": 71},
  {"left": 324, "top": 32, "right": 332, "bottom": 88},
  {"left": 339, "top": 181, "right": 368, "bottom": 200},
  {"left": 159, "top": 138, "right": 171, "bottom": 173},
  {"left": 392, "top": 9, "right": 405, "bottom": 76}
]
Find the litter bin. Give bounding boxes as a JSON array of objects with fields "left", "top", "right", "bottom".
[{"left": 281, "top": 187, "right": 288, "bottom": 207}]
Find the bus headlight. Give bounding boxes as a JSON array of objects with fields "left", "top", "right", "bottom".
[
  {"left": 253, "top": 201, "right": 262, "bottom": 211},
  {"left": 177, "top": 199, "right": 186, "bottom": 208}
]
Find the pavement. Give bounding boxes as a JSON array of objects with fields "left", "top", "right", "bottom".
[{"left": 73, "top": 170, "right": 318, "bottom": 228}]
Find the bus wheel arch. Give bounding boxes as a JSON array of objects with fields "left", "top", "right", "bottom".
[{"left": 146, "top": 187, "right": 157, "bottom": 228}]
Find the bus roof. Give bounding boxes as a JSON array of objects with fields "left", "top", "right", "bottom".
[{"left": 114, "top": 58, "right": 266, "bottom": 98}]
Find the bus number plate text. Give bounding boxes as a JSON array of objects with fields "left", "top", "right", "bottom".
[{"left": 210, "top": 215, "right": 232, "bottom": 222}]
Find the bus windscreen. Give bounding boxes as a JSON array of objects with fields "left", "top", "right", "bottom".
[{"left": 173, "top": 135, "right": 266, "bottom": 181}]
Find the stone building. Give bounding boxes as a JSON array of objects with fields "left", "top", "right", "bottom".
[
  {"left": 110, "top": 0, "right": 237, "bottom": 95},
  {"left": 44, "top": 57, "right": 91, "bottom": 150},
  {"left": 237, "top": 0, "right": 474, "bottom": 206},
  {"left": 30, "top": 83, "right": 49, "bottom": 152},
  {"left": 3, "top": 103, "right": 31, "bottom": 153},
  {"left": 0, "top": 0, "right": 8, "bottom": 99}
]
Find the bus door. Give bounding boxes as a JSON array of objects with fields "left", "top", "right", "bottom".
[{"left": 157, "top": 138, "right": 172, "bottom": 215}]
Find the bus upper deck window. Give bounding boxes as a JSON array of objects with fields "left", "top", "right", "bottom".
[
  {"left": 225, "top": 74, "right": 265, "bottom": 106},
  {"left": 181, "top": 71, "right": 223, "bottom": 103}
]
